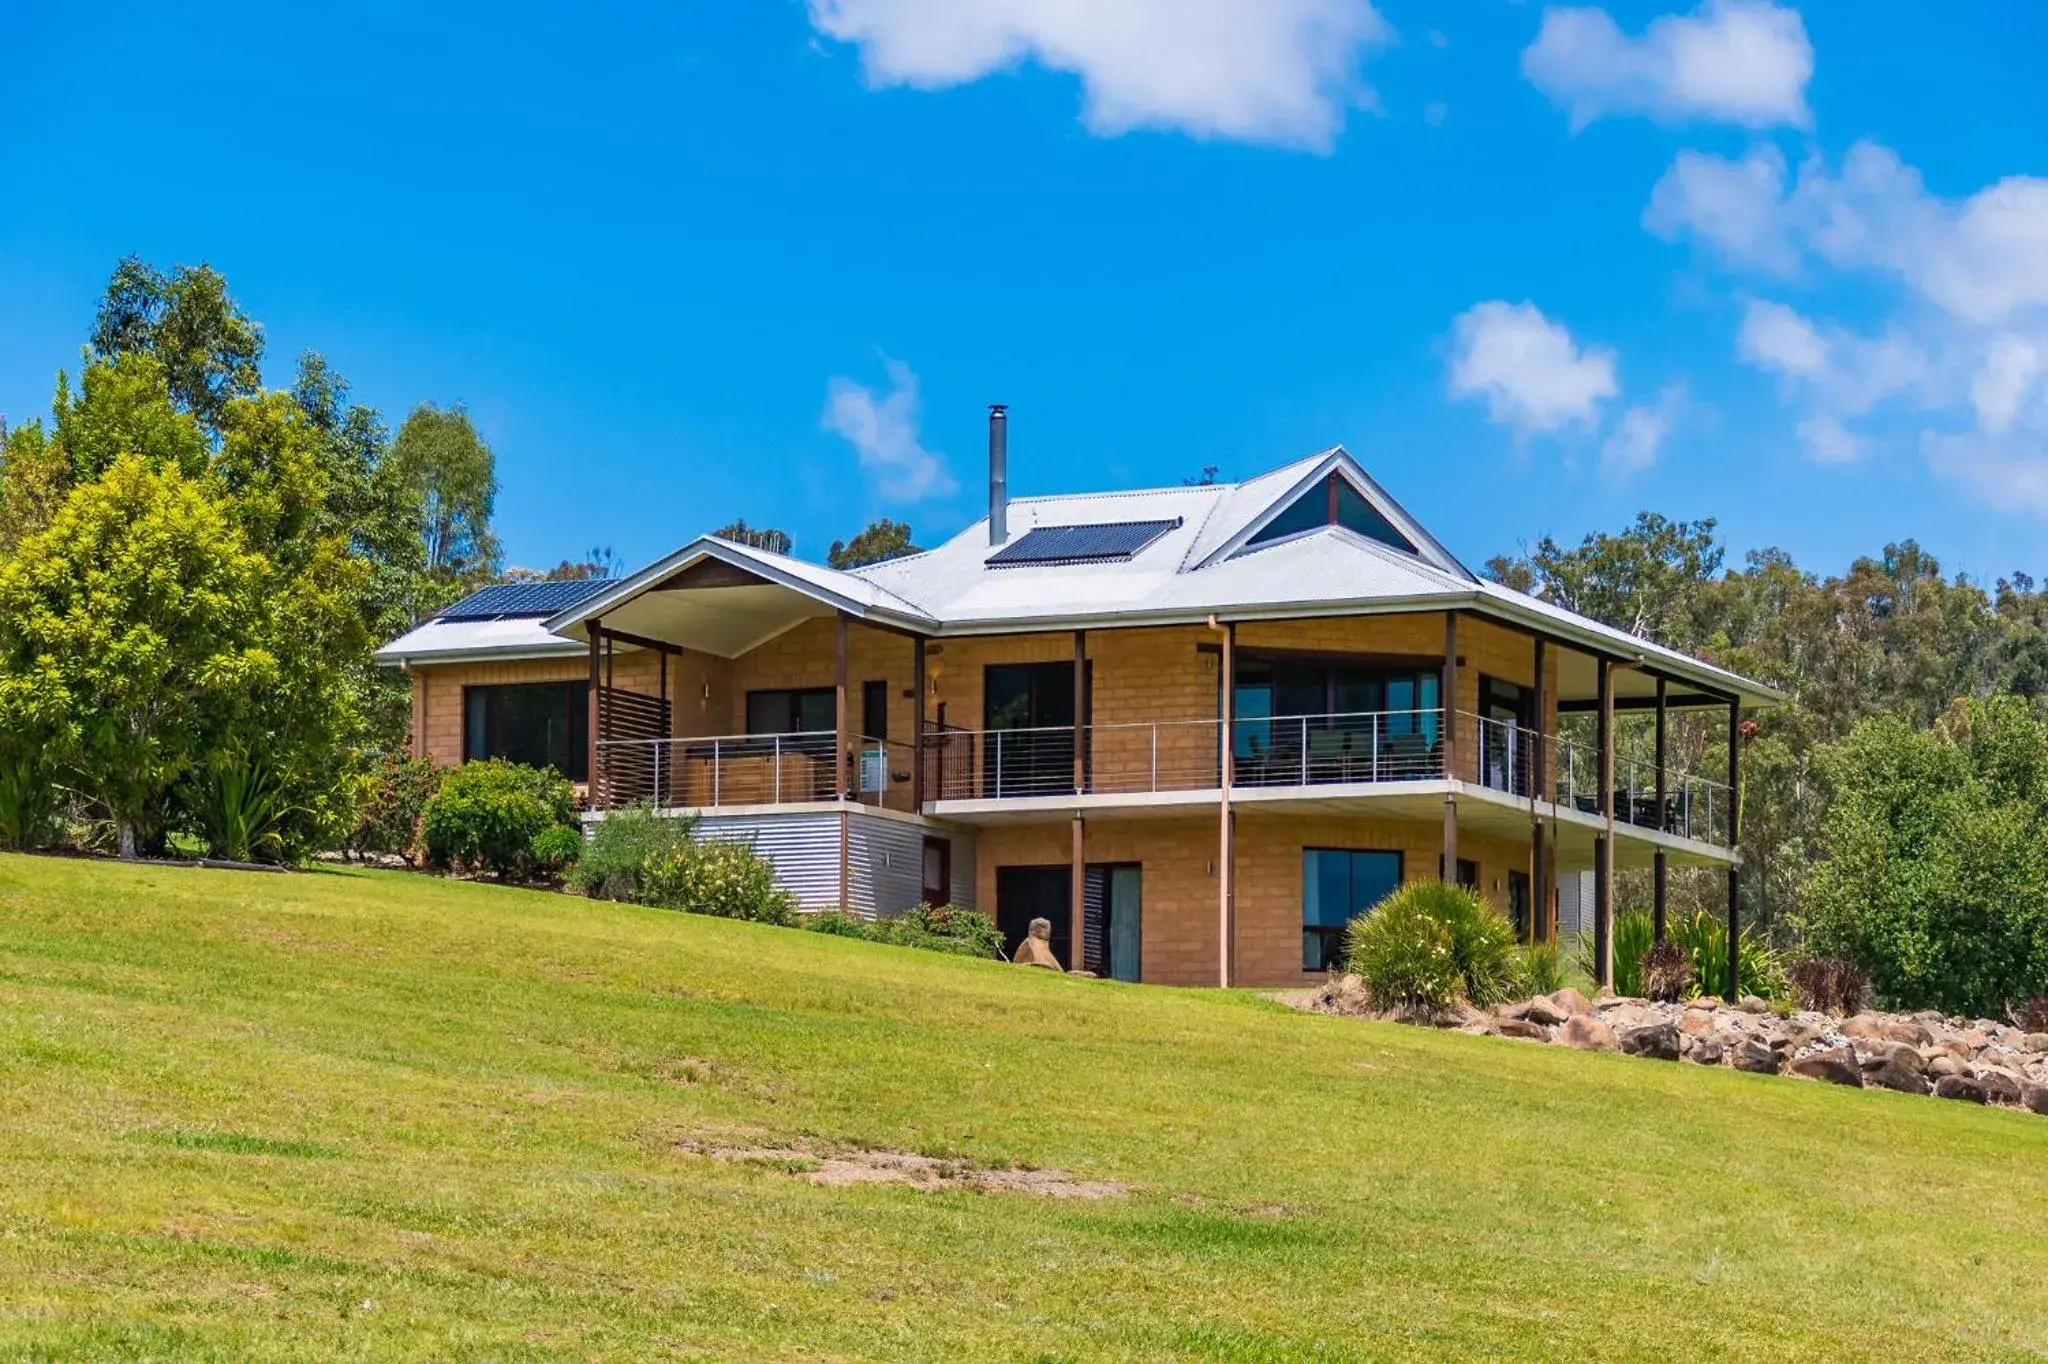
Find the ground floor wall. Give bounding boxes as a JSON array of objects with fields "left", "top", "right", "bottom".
[
  {"left": 972, "top": 807, "right": 1541, "bottom": 989},
  {"left": 594, "top": 807, "right": 977, "bottom": 919}
]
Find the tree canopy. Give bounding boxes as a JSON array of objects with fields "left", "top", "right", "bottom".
[{"left": 828, "top": 519, "right": 919, "bottom": 569}]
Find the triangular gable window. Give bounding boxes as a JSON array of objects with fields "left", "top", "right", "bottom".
[{"left": 1249, "top": 473, "right": 1417, "bottom": 554}]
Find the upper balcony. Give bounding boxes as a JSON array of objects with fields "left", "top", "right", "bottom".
[{"left": 594, "top": 707, "right": 1732, "bottom": 847}]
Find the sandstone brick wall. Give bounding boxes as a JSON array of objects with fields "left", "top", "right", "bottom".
[{"left": 972, "top": 806, "right": 1541, "bottom": 989}]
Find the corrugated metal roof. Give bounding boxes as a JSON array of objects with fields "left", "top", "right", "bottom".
[
  {"left": 372, "top": 442, "right": 1777, "bottom": 704},
  {"left": 372, "top": 614, "right": 587, "bottom": 664}
]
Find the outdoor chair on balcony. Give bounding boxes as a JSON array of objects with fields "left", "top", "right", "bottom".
[
  {"left": 1381, "top": 733, "right": 1433, "bottom": 780},
  {"left": 1306, "top": 728, "right": 1350, "bottom": 783}
]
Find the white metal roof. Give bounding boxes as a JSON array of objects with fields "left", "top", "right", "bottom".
[
  {"left": 378, "top": 443, "right": 1779, "bottom": 704},
  {"left": 373, "top": 615, "right": 587, "bottom": 665}
]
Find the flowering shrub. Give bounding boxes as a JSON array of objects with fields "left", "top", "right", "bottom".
[{"left": 640, "top": 837, "right": 796, "bottom": 925}]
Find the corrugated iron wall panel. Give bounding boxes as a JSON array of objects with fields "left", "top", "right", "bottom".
[
  {"left": 848, "top": 815, "right": 924, "bottom": 920},
  {"left": 697, "top": 813, "right": 843, "bottom": 911}
]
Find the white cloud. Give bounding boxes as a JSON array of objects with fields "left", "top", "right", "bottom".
[
  {"left": 1643, "top": 146, "right": 1795, "bottom": 271},
  {"left": 1971, "top": 336, "right": 2046, "bottom": 436},
  {"left": 1654, "top": 139, "right": 2048, "bottom": 508},
  {"left": 1796, "top": 414, "right": 1861, "bottom": 464},
  {"left": 1601, "top": 383, "right": 1687, "bottom": 473},
  {"left": 1521, "top": 0, "right": 1812, "bottom": 131},
  {"left": 821, "top": 358, "right": 958, "bottom": 503},
  {"left": 1736, "top": 300, "right": 1928, "bottom": 423},
  {"left": 1650, "top": 141, "right": 2048, "bottom": 325},
  {"left": 1447, "top": 301, "right": 1619, "bottom": 435},
  {"left": 1736, "top": 299, "right": 1826, "bottom": 376},
  {"left": 806, "top": 0, "right": 1393, "bottom": 150}
]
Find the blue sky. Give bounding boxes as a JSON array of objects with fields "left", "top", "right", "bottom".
[{"left": 4, "top": 2, "right": 2046, "bottom": 583}]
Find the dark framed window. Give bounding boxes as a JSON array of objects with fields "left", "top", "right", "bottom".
[
  {"left": 1302, "top": 848, "right": 1402, "bottom": 971},
  {"left": 861, "top": 678, "right": 889, "bottom": 741},
  {"left": 746, "top": 687, "right": 836, "bottom": 735},
  {"left": 1248, "top": 473, "right": 1418, "bottom": 554},
  {"left": 464, "top": 682, "right": 588, "bottom": 781},
  {"left": 1456, "top": 858, "right": 1479, "bottom": 890}
]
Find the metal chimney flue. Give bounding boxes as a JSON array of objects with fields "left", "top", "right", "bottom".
[{"left": 987, "top": 403, "right": 1008, "bottom": 546}]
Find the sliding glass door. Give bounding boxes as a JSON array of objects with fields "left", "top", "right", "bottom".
[{"left": 1233, "top": 662, "right": 1441, "bottom": 783}]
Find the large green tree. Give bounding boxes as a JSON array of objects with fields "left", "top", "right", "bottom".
[
  {"left": 90, "top": 256, "right": 263, "bottom": 431},
  {"left": 387, "top": 402, "right": 502, "bottom": 595},
  {"left": 828, "top": 519, "right": 918, "bottom": 569},
  {"left": 0, "top": 456, "right": 276, "bottom": 857},
  {"left": 1804, "top": 697, "right": 2048, "bottom": 1016}
]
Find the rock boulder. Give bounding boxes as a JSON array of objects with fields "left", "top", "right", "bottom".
[
  {"left": 1559, "top": 1014, "right": 1619, "bottom": 1053},
  {"left": 1788, "top": 1046, "right": 1863, "bottom": 1087}
]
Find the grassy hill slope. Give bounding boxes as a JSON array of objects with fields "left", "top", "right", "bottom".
[{"left": 2, "top": 854, "right": 2045, "bottom": 1360}]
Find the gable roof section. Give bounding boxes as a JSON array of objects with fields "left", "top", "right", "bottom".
[
  {"left": 542, "top": 534, "right": 937, "bottom": 642},
  {"left": 1187, "top": 445, "right": 1473, "bottom": 581}
]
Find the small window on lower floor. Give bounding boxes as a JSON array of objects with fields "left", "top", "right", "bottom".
[
  {"left": 464, "top": 681, "right": 589, "bottom": 782},
  {"left": 1302, "top": 848, "right": 1402, "bottom": 971}
]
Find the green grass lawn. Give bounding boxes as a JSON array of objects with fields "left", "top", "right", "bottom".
[{"left": 3, "top": 855, "right": 2045, "bottom": 1361}]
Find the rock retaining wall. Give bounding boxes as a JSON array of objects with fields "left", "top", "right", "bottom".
[{"left": 1311, "top": 976, "right": 2048, "bottom": 1116}]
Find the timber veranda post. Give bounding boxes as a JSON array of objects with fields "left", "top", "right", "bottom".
[
  {"left": 1594, "top": 657, "right": 1615, "bottom": 988},
  {"left": 1441, "top": 610, "right": 1459, "bottom": 881},
  {"left": 1727, "top": 697, "right": 1743, "bottom": 1000},
  {"left": 1070, "top": 628, "right": 1086, "bottom": 972},
  {"left": 835, "top": 611, "right": 849, "bottom": 914},
  {"left": 1218, "top": 620, "right": 1236, "bottom": 989},
  {"left": 1654, "top": 675, "right": 1669, "bottom": 943}
]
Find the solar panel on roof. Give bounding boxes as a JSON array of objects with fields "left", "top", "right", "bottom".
[
  {"left": 985, "top": 518, "right": 1181, "bottom": 567},
  {"left": 436, "top": 580, "right": 616, "bottom": 621}
]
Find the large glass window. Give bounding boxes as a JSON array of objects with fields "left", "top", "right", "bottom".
[
  {"left": 1302, "top": 848, "right": 1402, "bottom": 971},
  {"left": 746, "top": 688, "right": 837, "bottom": 735},
  {"left": 464, "top": 682, "right": 588, "bottom": 781},
  {"left": 1233, "top": 663, "right": 1441, "bottom": 774}
]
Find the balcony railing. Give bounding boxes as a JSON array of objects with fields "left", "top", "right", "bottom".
[
  {"left": 920, "top": 708, "right": 1448, "bottom": 801},
  {"left": 593, "top": 712, "right": 1731, "bottom": 844},
  {"left": 595, "top": 732, "right": 917, "bottom": 813},
  {"left": 1468, "top": 712, "right": 1731, "bottom": 844}
]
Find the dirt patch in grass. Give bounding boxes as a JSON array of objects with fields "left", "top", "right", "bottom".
[{"left": 677, "top": 1137, "right": 1126, "bottom": 1199}]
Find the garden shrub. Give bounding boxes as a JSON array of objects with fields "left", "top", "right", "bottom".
[
  {"left": 1518, "top": 942, "right": 1571, "bottom": 997},
  {"left": 1574, "top": 910, "right": 1656, "bottom": 996},
  {"left": 801, "top": 905, "right": 1002, "bottom": 958},
  {"left": 1345, "top": 881, "right": 1524, "bottom": 1011},
  {"left": 803, "top": 911, "right": 872, "bottom": 940},
  {"left": 640, "top": 837, "right": 796, "bottom": 924},
  {"left": 898, "top": 902, "right": 1004, "bottom": 958},
  {"left": 570, "top": 804, "right": 695, "bottom": 901},
  {"left": 529, "top": 824, "right": 584, "bottom": 877},
  {"left": 346, "top": 754, "right": 443, "bottom": 863},
  {"left": 421, "top": 760, "right": 574, "bottom": 879},
  {"left": 189, "top": 751, "right": 301, "bottom": 864},
  {"left": 0, "top": 748, "right": 58, "bottom": 852},
  {"left": 1672, "top": 908, "right": 1786, "bottom": 1001},
  {"left": 1639, "top": 939, "right": 1695, "bottom": 1004},
  {"left": 1787, "top": 956, "right": 1870, "bottom": 1016}
]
